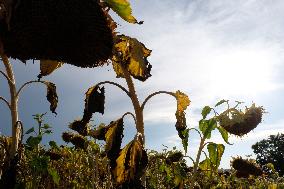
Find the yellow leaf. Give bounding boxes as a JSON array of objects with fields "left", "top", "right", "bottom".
[
  {"left": 113, "top": 135, "right": 147, "bottom": 185},
  {"left": 174, "top": 91, "right": 190, "bottom": 140},
  {"left": 39, "top": 60, "right": 63, "bottom": 78},
  {"left": 114, "top": 141, "right": 132, "bottom": 184},
  {"left": 112, "top": 35, "right": 152, "bottom": 81},
  {"left": 175, "top": 90, "right": 190, "bottom": 112},
  {"left": 105, "top": 119, "right": 124, "bottom": 154},
  {"left": 104, "top": 0, "right": 139, "bottom": 24}
]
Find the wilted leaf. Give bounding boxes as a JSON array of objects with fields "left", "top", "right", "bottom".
[
  {"left": 104, "top": 0, "right": 140, "bottom": 24},
  {"left": 105, "top": 118, "right": 124, "bottom": 168},
  {"left": 112, "top": 35, "right": 152, "bottom": 81},
  {"left": 43, "top": 82, "right": 58, "bottom": 114},
  {"left": 201, "top": 106, "right": 211, "bottom": 119},
  {"left": 207, "top": 143, "right": 225, "bottom": 169},
  {"left": 38, "top": 60, "right": 63, "bottom": 79},
  {"left": 113, "top": 135, "right": 148, "bottom": 186},
  {"left": 25, "top": 127, "right": 35, "bottom": 135},
  {"left": 175, "top": 110, "right": 186, "bottom": 133},
  {"left": 174, "top": 91, "right": 190, "bottom": 140},
  {"left": 175, "top": 91, "right": 190, "bottom": 113},
  {"left": 85, "top": 86, "right": 105, "bottom": 114}
]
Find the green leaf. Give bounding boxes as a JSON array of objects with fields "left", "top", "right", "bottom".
[
  {"left": 201, "top": 106, "right": 211, "bottom": 119},
  {"left": 25, "top": 127, "right": 35, "bottom": 135},
  {"left": 44, "top": 130, "right": 52, "bottom": 134},
  {"left": 207, "top": 143, "right": 225, "bottom": 169},
  {"left": 199, "top": 118, "right": 217, "bottom": 139},
  {"left": 49, "top": 141, "right": 58, "bottom": 149},
  {"left": 48, "top": 168, "right": 60, "bottom": 185},
  {"left": 215, "top": 99, "right": 227, "bottom": 107},
  {"left": 30, "top": 156, "right": 49, "bottom": 173},
  {"left": 26, "top": 136, "right": 42, "bottom": 148},
  {"left": 104, "top": 0, "right": 140, "bottom": 24},
  {"left": 199, "top": 158, "right": 211, "bottom": 171},
  {"left": 217, "top": 127, "right": 231, "bottom": 144},
  {"left": 43, "top": 124, "right": 51, "bottom": 129},
  {"left": 181, "top": 129, "right": 189, "bottom": 154}
]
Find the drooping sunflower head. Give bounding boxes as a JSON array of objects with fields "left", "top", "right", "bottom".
[
  {"left": 231, "top": 157, "right": 262, "bottom": 178},
  {"left": 62, "top": 132, "right": 74, "bottom": 143},
  {"left": 218, "top": 104, "right": 264, "bottom": 136}
]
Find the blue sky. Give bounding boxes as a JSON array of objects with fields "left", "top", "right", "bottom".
[{"left": 1, "top": 0, "right": 284, "bottom": 168}]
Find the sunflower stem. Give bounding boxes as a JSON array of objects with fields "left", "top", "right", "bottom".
[{"left": 1, "top": 54, "right": 19, "bottom": 157}]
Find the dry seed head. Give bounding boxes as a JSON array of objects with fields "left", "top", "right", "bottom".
[
  {"left": 165, "top": 151, "right": 183, "bottom": 164},
  {"left": 231, "top": 157, "right": 262, "bottom": 177},
  {"left": 45, "top": 151, "right": 63, "bottom": 161},
  {"left": 219, "top": 104, "right": 264, "bottom": 136},
  {"left": 62, "top": 132, "right": 74, "bottom": 143},
  {"left": 70, "top": 135, "right": 87, "bottom": 149},
  {"left": 0, "top": 0, "right": 114, "bottom": 67},
  {"left": 68, "top": 119, "right": 89, "bottom": 136}
]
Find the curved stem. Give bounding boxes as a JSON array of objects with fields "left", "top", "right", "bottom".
[
  {"left": 122, "top": 112, "right": 137, "bottom": 124},
  {"left": 202, "top": 150, "right": 208, "bottom": 160},
  {"left": 188, "top": 128, "right": 202, "bottom": 139},
  {"left": 141, "top": 91, "right": 175, "bottom": 110},
  {"left": 0, "top": 70, "right": 13, "bottom": 85},
  {"left": 202, "top": 142, "right": 210, "bottom": 149},
  {"left": 16, "top": 80, "right": 45, "bottom": 98},
  {"left": 96, "top": 81, "right": 130, "bottom": 97},
  {"left": 1, "top": 54, "right": 18, "bottom": 156},
  {"left": 0, "top": 96, "right": 11, "bottom": 110},
  {"left": 184, "top": 156, "right": 195, "bottom": 165}
]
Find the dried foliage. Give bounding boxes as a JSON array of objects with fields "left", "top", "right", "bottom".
[
  {"left": 112, "top": 35, "right": 152, "bottom": 81},
  {"left": 43, "top": 82, "right": 58, "bottom": 115},
  {"left": 38, "top": 60, "right": 63, "bottom": 79},
  {"left": 113, "top": 135, "right": 148, "bottom": 187}
]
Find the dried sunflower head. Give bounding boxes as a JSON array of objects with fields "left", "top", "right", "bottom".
[
  {"left": 62, "top": 132, "right": 74, "bottom": 143},
  {"left": 218, "top": 104, "right": 264, "bottom": 136},
  {"left": 68, "top": 119, "right": 89, "bottom": 136},
  {"left": 231, "top": 157, "right": 262, "bottom": 177},
  {"left": 165, "top": 151, "right": 183, "bottom": 165},
  {"left": 45, "top": 151, "right": 63, "bottom": 161},
  {"left": 0, "top": 0, "right": 114, "bottom": 67},
  {"left": 70, "top": 135, "right": 87, "bottom": 149}
]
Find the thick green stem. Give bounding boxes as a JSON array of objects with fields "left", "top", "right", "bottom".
[
  {"left": 1, "top": 54, "right": 19, "bottom": 156},
  {"left": 121, "top": 65, "right": 145, "bottom": 143},
  {"left": 190, "top": 136, "right": 206, "bottom": 188}
]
